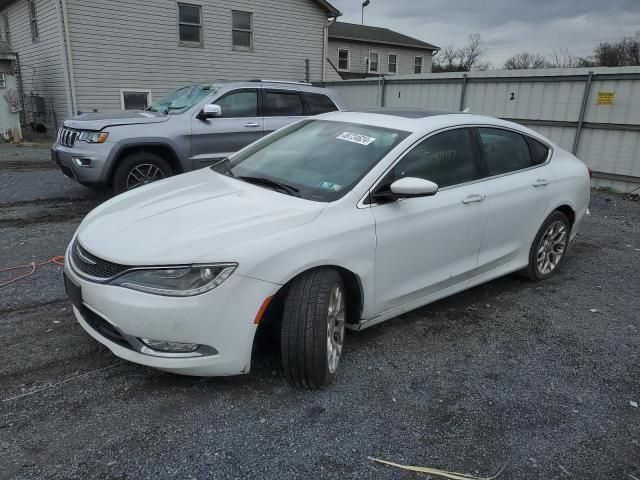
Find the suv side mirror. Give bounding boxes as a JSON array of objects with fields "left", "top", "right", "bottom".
[
  {"left": 372, "top": 177, "right": 439, "bottom": 202},
  {"left": 199, "top": 104, "right": 222, "bottom": 120}
]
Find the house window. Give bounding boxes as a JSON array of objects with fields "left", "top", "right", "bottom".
[
  {"left": 388, "top": 53, "right": 398, "bottom": 74},
  {"left": 369, "top": 51, "right": 379, "bottom": 73},
  {"left": 0, "top": 73, "right": 6, "bottom": 88},
  {"left": 232, "top": 11, "right": 252, "bottom": 50},
  {"left": 414, "top": 56, "right": 423, "bottom": 74},
  {"left": 178, "top": 3, "right": 203, "bottom": 45},
  {"left": 120, "top": 90, "right": 151, "bottom": 110},
  {"left": 337, "top": 48, "right": 350, "bottom": 71},
  {"left": 27, "top": 0, "right": 38, "bottom": 42},
  {"left": 2, "top": 15, "right": 10, "bottom": 46}
]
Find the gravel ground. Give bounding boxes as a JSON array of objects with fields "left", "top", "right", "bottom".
[{"left": 0, "top": 145, "right": 639, "bottom": 480}]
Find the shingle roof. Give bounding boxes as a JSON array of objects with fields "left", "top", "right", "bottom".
[{"left": 329, "top": 22, "right": 438, "bottom": 51}]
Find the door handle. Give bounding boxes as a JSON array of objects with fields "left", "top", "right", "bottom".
[
  {"left": 533, "top": 179, "right": 549, "bottom": 187},
  {"left": 244, "top": 122, "right": 260, "bottom": 128},
  {"left": 462, "top": 194, "right": 486, "bottom": 204}
]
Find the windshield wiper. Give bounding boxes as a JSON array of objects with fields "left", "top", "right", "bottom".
[{"left": 238, "top": 176, "right": 300, "bottom": 197}]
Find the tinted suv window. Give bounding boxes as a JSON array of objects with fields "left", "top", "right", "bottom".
[
  {"left": 479, "top": 128, "right": 532, "bottom": 176},
  {"left": 526, "top": 136, "right": 550, "bottom": 165},
  {"left": 216, "top": 90, "right": 257, "bottom": 117},
  {"left": 304, "top": 93, "right": 338, "bottom": 115},
  {"left": 389, "top": 128, "right": 477, "bottom": 188},
  {"left": 264, "top": 91, "right": 304, "bottom": 116}
]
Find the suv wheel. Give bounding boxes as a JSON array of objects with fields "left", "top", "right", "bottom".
[
  {"left": 112, "top": 152, "right": 173, "bottom": 194},
  {"left": 281, "top": 269, "right": 346, "bottom": 389}
]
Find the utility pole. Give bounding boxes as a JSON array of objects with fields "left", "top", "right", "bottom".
[{"left": 361, "top": 0, "right": 370, "bottom": 25}]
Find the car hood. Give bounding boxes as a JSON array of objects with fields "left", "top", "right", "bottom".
[
  {"left": 64, "top": 110, "right": 169, "bottom": 130},
  {"left": 76, "top": 170, "right": 326, "bottom": 265}
]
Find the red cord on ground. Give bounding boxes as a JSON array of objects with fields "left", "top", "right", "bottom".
[{"left": 0, "top": 256, "right": 65, "bottom": 288}]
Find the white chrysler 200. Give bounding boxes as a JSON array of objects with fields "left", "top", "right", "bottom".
[{"left": 64, "top": 109, "right": 590, "bottom": 389}]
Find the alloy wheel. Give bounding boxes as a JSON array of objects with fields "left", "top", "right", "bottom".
[
  {"left": 536, "top": 220, "right": 568, "bottom": 275},
  {"left": 326, "top": 284, "right": 346, "bottom": 374},
  {"left": 126, "top": 164, "right": 165, "bottom": 190}
]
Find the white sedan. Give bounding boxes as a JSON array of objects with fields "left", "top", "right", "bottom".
[{"left": 64, "top": 109, "right": 590, "bottom": 389}]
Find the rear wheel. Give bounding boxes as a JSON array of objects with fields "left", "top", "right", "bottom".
[
  {"left": 521, "top": 210, "right": 571, "bottom": 281},
  {"left": 281, "top": 269, "right": 346, "bottom": 389},
  {"left": 112, "top": 152, "right": 173, "bottom": 194}
]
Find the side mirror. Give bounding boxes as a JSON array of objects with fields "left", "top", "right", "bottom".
[
  {"left": 372, "top": 177, "right": 439, "bottom": 202},
  {"left": 199, "top": 104, "right": 222, "bottom": 120}
]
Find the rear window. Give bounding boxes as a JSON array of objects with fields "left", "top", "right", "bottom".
[
  {"left": 304, "top": 93, "right": 339, "bottom": 115},
  {"left": 264, "top": 91, "right": 304, "bottom": 117},
  {"left": 526, "top": 136, "right": 550, "bottom": 165}
]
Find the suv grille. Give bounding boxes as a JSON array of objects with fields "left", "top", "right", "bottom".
[
  {"left": 58, "top": 127, "right": 79, "bottom": 147},
  {"left": 71, "top": 240, "right": 130, "bottom": 281}
]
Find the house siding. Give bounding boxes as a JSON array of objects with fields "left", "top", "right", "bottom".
[
  {"left": 65, "top": 0, "right": 329, "bottom": 113},
  {"left": 327, "top": 39, "right": 433, "bottom": 77},
  {"left": 0, "top": 0, "right": 71, "bottom": 133}
]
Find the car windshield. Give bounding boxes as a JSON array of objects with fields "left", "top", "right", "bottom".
[
  {"left": 145, "top": 85, "right": 218, "bottom": 114},
  {"left": 222, "top": 120, "right": 410, "bottom": 202}
]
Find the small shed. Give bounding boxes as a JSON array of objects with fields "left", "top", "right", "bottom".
[{"left": 0, "top": 39, "right": 21, "bottom": 142}]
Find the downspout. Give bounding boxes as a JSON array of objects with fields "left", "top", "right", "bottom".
[
  {"left": 322, "top": 17, "right": 337, "bottom": 83},
  {"left": 58, "top": 0, "right": 77, "bottom": 116}
]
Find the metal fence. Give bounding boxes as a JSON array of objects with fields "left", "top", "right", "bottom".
[{"left": 323, "top": 66, "right": 640, "bottom": 193}]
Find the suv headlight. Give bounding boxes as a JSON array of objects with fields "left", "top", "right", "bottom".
[
  {"left": 110, "top": 264, "right": 237, "bottom": 296},
  {"left": 78, "top": 131, "right": 109, "bottom": 143}
]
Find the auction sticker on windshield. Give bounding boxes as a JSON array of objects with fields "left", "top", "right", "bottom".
[{"left": 336, "top": 132, "right": 376, "bottom": 146}]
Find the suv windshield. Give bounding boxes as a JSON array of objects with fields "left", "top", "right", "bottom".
[
  {"left": 222, "top": 120, "right": 410, "bottom": 202},
  {"left": 146, "top": 85, "right": 218, "bottom": 114}
]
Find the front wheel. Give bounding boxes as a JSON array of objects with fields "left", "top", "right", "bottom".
[
  {"left": 112, "top": 152, "right": 173, "bottom": 194},
  {"left": 280, "top": 269, "right": 346, "bottom": 389},
  {"left": 521, "top": 210, "right": 571, "bottom": 281}
]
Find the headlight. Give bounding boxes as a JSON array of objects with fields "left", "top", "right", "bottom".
[
  {"left": 78, "top": 131, "right": 109, "bottom": 143},
  {"left": 110, "top": 264, "right": 237, "bottom": 296}
]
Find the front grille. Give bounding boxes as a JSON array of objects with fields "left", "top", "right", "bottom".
[
  {"left": 80, "top": 305, "right": 133, "bottom": 350},
  {"left": 71, "top": 239, "right": 130, "bottom": 281},
  {"left": 58, "top": 127, "right": 79, "bottom": 147}
]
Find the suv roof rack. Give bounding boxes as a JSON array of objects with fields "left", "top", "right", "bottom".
[{"left": 248, "top": 79, "right": 313, "bottom": 86}]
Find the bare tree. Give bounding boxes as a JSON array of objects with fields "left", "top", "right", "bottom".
[
  {"left": 432, "top": 34, "right": 486, "bottom": 72},
  {"left": 504, "top": 52, "right": 548, "bottom": 70},
  {"left": 594, "top": 33, "right": 640, "bottom": 66},
  {"left": 459, "top": 33, "right": 485, "bottom": 71}
]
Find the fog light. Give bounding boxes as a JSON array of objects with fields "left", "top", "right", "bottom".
[
  {"left": 140, "top": 338, "right": 200, "bottom": 352},
  {"left": 73, "top": 157, "right": 92, "bottom": 167}
]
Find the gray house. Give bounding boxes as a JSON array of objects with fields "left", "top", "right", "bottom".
[
  {"left": 326, "top": 22, "right": 438, "bottom": 80},
  {"left": 0, "top": 0, "right": 341, "bottom": 133}
]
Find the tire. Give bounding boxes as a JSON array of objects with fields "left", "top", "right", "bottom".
[
  {"left": 521, "top": 210, "right": 571, "bottom": 281},
  {"left": 112, "top": 152, "right": 173, "bottom": 194},
  {"left": 281, "top": 269, "right": 346, "bottom": 389}
]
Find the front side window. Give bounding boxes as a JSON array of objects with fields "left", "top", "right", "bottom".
[
  {"left": 388, "top": 53, "right": 398, "bottom": 74},
  {"left": 264, "top": 91, "right": 303, "bottom": 117},
  {"left": 369, "top": 52, "right": 379, "bottom": 73},
  {"left": 338, "top": 48, "right": 350, "bottom": 71},
  {"left": 303, "top": 93, "right": 338, "bottom": 115},
  {"left": 232, "top": 11, "right": 252, "bottom": 50},
  {"left": 478, "top": 128, "right": 533, "bottom": 176},
  {"left": 122, "top": 90, "right": 151, "bottom": 110},
  {"left": 27, "top": 0, "right": 38, "bottom": 42},
  {"left": 178, "top": 3, "right": 202, "bottom": 45},
  {"left": 146, "top": 84, "right": 217, "bottom": 114},
  {"left": 225, "top": 120, "right": 410, "bottom": 202},
  {"left": 215, "top": 90, "right": 257, "bottom": 117},
  {"left": 414, "top": 56, "right": 423, "bottom": 74},
  {"left": 388, "top": 128, "right": 478, "bottom": 189}
]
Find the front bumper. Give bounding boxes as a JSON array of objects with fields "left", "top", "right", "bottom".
[
  {"left": 52, "top": 141, "right": 114, "bottom": 185},
  {"left": 64, "top": 254, "right": 280, "bottom": 376}
]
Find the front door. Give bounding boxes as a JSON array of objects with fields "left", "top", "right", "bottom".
[
  {"left": 371, "top": 127, "right": 488, "bottom": 315},
  {"left": 190, "top": 88, "right": 264, "bottom": 169}
]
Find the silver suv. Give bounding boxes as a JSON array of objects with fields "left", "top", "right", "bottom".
[{"left": 51, "top": 80, "right": 345, "bottom": 193}]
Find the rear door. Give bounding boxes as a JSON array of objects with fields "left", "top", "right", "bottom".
[
  {"left": 262, "top": 89, "right": 306, "bottom": 134},
  {"left": 371, "top": 127, "right": 489, "bottom": 314},
  {"left": 475, "top": 127, "right": 553, "bottom": 270},
  {"left": 190, "top": 88, "right": 263, "bottom": 169}
]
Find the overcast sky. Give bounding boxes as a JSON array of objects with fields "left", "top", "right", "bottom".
[{"left": 329, "top": 0, "right": 640, "bottom": 67}]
